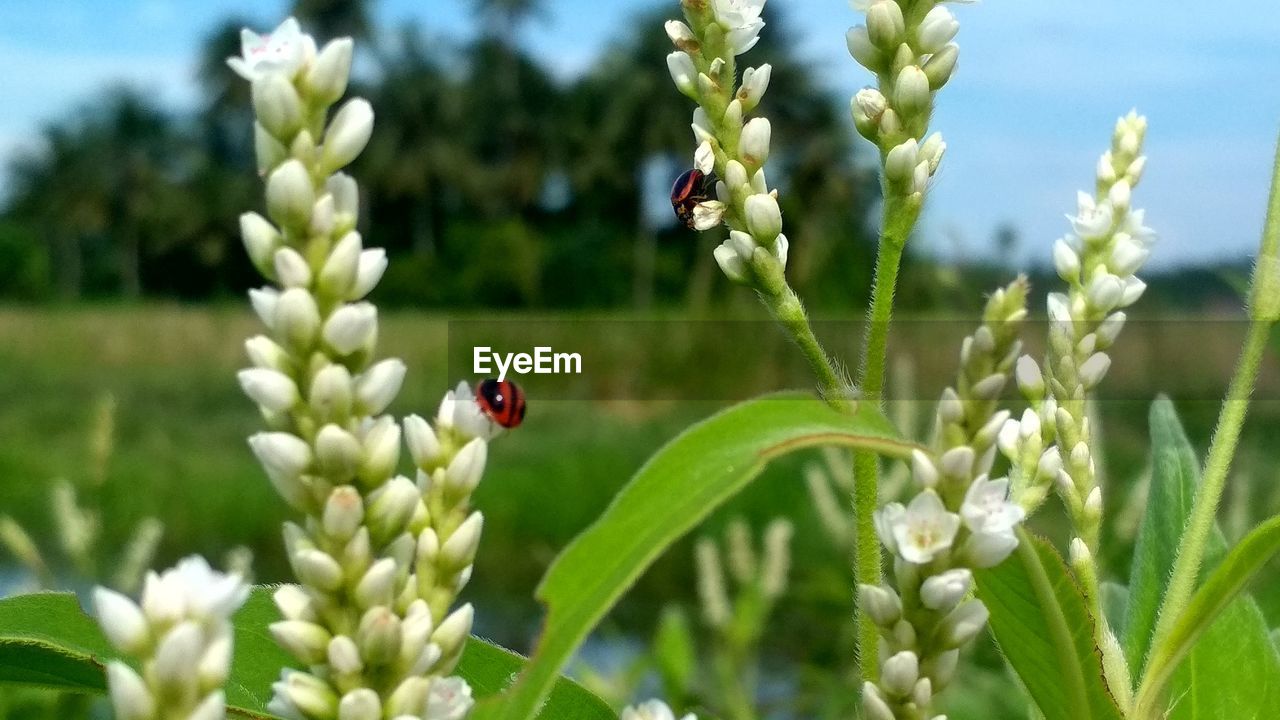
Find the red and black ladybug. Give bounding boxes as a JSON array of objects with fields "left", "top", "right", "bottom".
[
  {"left": 670, "top": 168, "right": 718, "bottom": 229},
  {"left": 476, "top": 378, "right": 527, "bottom": 429}
]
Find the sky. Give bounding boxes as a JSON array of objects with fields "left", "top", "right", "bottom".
[{"left": 2, "top": 1, "right": 1280, "bottom": 268}]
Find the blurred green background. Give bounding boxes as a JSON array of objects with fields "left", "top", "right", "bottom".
[{"left": 2, "top": 1, "right": 1280, "bottom": 718}]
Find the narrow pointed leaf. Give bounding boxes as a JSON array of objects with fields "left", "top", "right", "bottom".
[
  {"left": 975, "top": 530, "right": 1125, "bottom": 720},
  {"left": 473, "top": 392, "right": 916, "bottom": 720}
]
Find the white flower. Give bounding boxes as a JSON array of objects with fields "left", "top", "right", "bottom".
[
  {"left": 438, "top": 381, "right": 500, "bottom": 441},
  {"left": 692, "top": 200, "right": 728, "bottom": 231},
  {"left": 1069, "top": 191, "right": 1114, "bottom": 240},
  {"left": 712, "top": 0, "right": 767, "bottom": 55},
  {"left": 960, "top": 476, "right": 1025, "bottom": 536},
  {"left": 227, "top": 18, "right": 310, "bottom": 82},
  {"left": 143, "top": 556, "right": 251, "bottom": 622},
  {"left": 426, "top": 677, "right": 474, "bottom": 720},
  {"left": 621, "top": 699, "right": 697, "bottom": 720},
  {"left": 890, "top": 490, "right": 961, "bottom": 564},
  {"left": 873, "top": 502, "right": 905, "bottom": 554}
]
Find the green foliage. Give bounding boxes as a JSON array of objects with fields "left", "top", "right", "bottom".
[
  {"left": 1124, "top": 397, "right": 1280, "bottom": 719},
  {"left": 1123, "top": 396, "right": 1199, "bottom": 677},
  {"left": 1137, "top": 514, "right": 1280, "bottom": 718},
  {"left": 0, "top": 589, "right": 614, "bottom": 720},
  {"left": 974, "top": 531, "right": 1125, "bottom": 720},
  {"left": 473, "top": 392, "right": 914, "bottom": 720}
]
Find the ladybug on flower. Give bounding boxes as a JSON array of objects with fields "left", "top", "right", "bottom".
[{"left": 671, "top": 142, "right": 726, "bottom": 230}]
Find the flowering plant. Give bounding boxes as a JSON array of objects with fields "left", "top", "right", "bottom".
[{"left": 0, "top": 5, "right": 1279, "bottom": 720}]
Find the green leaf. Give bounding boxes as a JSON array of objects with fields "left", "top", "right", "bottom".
[
  {"left": 1122, "top": 397, "right": 1280, "bottom": 719},
  {"left": 1139, "top": 514, "right": 1280, "bottom": 719},
  {"left": 473, "top": 392, "right": 915, "bottom": 720},
  {"left": 974, "top": 530, "right": 1125, "bottom": 720},
  {"left": 0, "top": 589, "right": 614, "bottom": 720},
  {"left": 1123, "top": 395, "right": 1199, "bottom": 677}
]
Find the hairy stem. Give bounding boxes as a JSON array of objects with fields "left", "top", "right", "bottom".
[
  {"left": 1135, "top": 131, "right": 1280, "bottom": 718},
  {"left": 764, "top": 285, "right": 848, "bottom": 407},
  {"left": 853, "top": 192, "right": 918, "bottom": 680}
]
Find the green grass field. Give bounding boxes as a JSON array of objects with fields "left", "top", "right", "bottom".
[{"left": 2, "top": 305, "right": 1279, "bottom": 698}]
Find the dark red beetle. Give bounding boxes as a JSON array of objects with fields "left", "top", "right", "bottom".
[
  {"left": 670, "top": 168, "right": 718, "bottom": 229},
  {"left": 476, "top": 378, "right": 527, "bottom": 429}
]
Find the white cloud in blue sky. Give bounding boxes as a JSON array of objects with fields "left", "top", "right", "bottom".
[{"left": 2, "top": 0, "right": 1279, "bottom": 267}]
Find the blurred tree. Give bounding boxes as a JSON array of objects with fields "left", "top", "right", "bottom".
[{"left": 292, "top": 0, "right": 376, "bottom": 42}]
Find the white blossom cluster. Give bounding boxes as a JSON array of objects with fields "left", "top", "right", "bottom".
[
  {"left": 228, "top": 18, "right": 495, "bottom": 720},
  {"left": 1001, "top": 113, "right": 1154, "bottom": 549},
  {"left": 664, "top": 0, "right": 790, "bottom": 289},
  {"left": 94, "top": 556, "right": 250, "bottom": 720},
  {"left": 859, "top": 280, "right": 1030, "bottom": 720},
  {"left": 848, "top": 0, "right": 970, "bottom": 198}
]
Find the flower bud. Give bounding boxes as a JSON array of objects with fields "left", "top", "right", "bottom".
[
  {"left": 106, "top": 662, "right": 155, "bottom": 720},
  {"left": 94, "top": 589, "right": 150, "bottom": 655},
  {"left": 1087, "top": 273, "right": 1124, "bottom": 312},
  {"left": 328, "top": 635, "right": 364, "bottom": 676},
  {"left": 277, "top": 670, "right": 338, "bottom": 719},
  {"left": 387, "top": 678, "right": 431, "bottom": 718},
  {"left": 1015, "top": 355, "right": 1044, "bottom": 398},
  {"left": 861, "top": 682, "right": 895, "bottom": 720},
  {"left": 323, "top": 486, "right": 364, "bottom": 541},
  {"left": 866, "top": 0, "right": 906, "bottom": 49},
  {"left": 255, "top": 123, "right": 288, "bottom": 175},
  {"left": 403, "top": 414, "right": 442, "bottom": 469},
  {"left": 252, "top": 74, "right": 304, "bottom": 139},
  {"left": 740, "top": 118, "right": 771, "bottom": 167},
  {"left": 939, "top": 445, "right": 975, "bottom": 479},
  {"left": 307, "top": 37, "right": 355, "bottom": 105},
  {"left": 316, "top": 424, "right": 362, "bottom": 479},
  {"left": 1119, "top": 276, "right": 1148, "bottom": 306},
  {"left": 323, "top": 303, "right": 377, "bottom": 356},
  {"left": 881, "top": 651, "right": 920, "bottom": 698},
  {"left": 431, "top": 603, "right": 474, "bottom": 660},
  {"left": 664, "top": 20, "right": 698, "bottom": 52},
  {"left": 357, "top": 606, "right": 403, "bottom": 666},
  {"left": 846, "top": 26, "right": 880, "bottom": 70},
  {"left": 921, "top": 568, "right": 973, "bottom": 610},
  {"left": 857, "top": 583, "right": 902, "bottom": 627},
  {"left": 894, "top": 65, "right": 932, "bottom": 117},
  {"left": 271, "top": 620, "right": 331, "bottom": 665},
  {"left": 293, "top": 548, "right": 344, "bottom": 591},
  {"left": 153, "top": 621, "right": 202, "bottom": 693},
  {"left": 328, "top": 172, "right": 360, "bottom": 223},
  {"left": 249, "top": 287, "right": 280, "bottom": 330},
  {"left": 322, "top": 99, "right": 375, "bottom": 172},
  {"left": 441, "top": 512, "right": 484, "bottom": 570},
  {"left": 444, "top": 437, "right": 488, "bottom": 495},
  {"left": 354, "top": 557, "right": 398, "bottom": 609},
  {"left": 246, "top": 335, "right": 290, "bottom": 372},
  {"left": 939, "top": 599, "right": 989, "bottom": 648},
  {"left": 273, "top": 247, "right": 312, "bottom": 289},
  {"left": 266, "top": 159, "right": 314, "bottom": 229},
  {"left": 240, "top": 212, "right": 281, "bottom": 275},
  {"left": 1110, "top": 234, "right": 1150, "bottom": 276},
  {"left": 274, "top": 584, "right": 316, "bottom": 623},
  {"left": 358, "top": 416, "right": 401, "bottom": 486},
  {"left": 310, "top": 364, "right": 354, "bottom": 423},
  {"left": 365, "top": 475, "right": 419, "bottom": 540},
  {"left": 338, "top": 688, "right": 381, "bottom": 720},
  {"left": 347, "top": 248, "right": 387, "bottom": 300},
  {"left": 319, "top": 231, "right": 363, "bottom": 297},
  {"left": 666, "top": 52, "right": 698, "bottom": 98},
  {"left": 737, "top": 64, "right": 772, "bottom": 111},
  {"left": 356, "top": 359, "right": 407, "bottom": 416},
  {"left": 923, "top": 43, "right": 959, "bottom": 89},
  {"left": 911, "top": 449, "right": 939, "bottom": 488},
  {"left": 885, "top": 139, "right": 919, "bottom": 185},
  {"left": 239, "top": 368, "right": 300, "bottom": 412},
  {"left": 714, "top": 244, "right": 749, "bottom": 284},
  {"left": 918, "top": 6, "right": 959, "bottom": 53},
  {"left": 250, "top": 431, "right": 312, "bottom": 486},
  {"left": 274, "top": 288, "right": 321, "bottom": 350},
  {"left": 744, "top": 193, "right": 783, "bottom": 243},
  {"left": 1078, "top": 352, "right": 1111, "bottom": 389}
]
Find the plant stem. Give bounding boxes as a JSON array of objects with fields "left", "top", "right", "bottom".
[
  {"left": 764, "top": 285, "right": 848, "bottom": 407},
  {"left": 853, "top": 192, "right": 918, "bottom": 680},
  {"left": 1135, "top": 131, "right": 1280, "bottom": 718}
]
